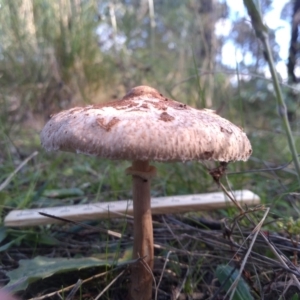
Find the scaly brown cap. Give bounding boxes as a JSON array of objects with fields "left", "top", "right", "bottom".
[{"left": 40, "top": 86, "right": 252, "bottom": 162}]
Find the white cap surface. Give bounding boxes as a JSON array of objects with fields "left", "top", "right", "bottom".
[{"left": 40, "top": 86, "right": 252, "bottom": 162}]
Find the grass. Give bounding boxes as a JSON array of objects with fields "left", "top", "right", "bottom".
[
  {"left": 1, "top": 0, "right": 300, "bottom": 299},
  {"left": 1, "top": 118, "right": 300, "bottom": 299}
]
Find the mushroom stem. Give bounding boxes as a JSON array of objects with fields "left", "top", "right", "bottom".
[{"left": 128, "top": 160, "right": 155, "bottom": 300}]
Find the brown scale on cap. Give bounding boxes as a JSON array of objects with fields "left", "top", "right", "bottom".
[
  {"left": 123, "top": 85, "right": 163, "bottom": 100},
  {"left": 159, "top": 112, "right": 175, "bottom": 122},
  {"left": 93, "top": 86, "right": 189, "bottom": 112},
  {"left": 96, "top": 117, "right": 120, "bottom": 132}
]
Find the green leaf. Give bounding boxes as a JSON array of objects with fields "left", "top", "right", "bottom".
[
  {"left": 0, "top": 227, "right": 7, "bottom": 243},
  {"left": 0, "top": 234, "right": 26, "bottom": 252},
  {"left": 0, "top": 192, "right": 8, "bottom": 222},
  {"left": 43, "top": 188, "right": 84, "bottom": 198},
  {"left": 216, "top": 265, "right": 254, "bottom": 300},
  {"left": 291, "top": 293, "right": 300, "bottom": 300},
  {"left": 4, "top": 255, "right": 130, "bottom": 293},
  {"left": 35, "top": 233, "right": 60, "bottom": 246}
]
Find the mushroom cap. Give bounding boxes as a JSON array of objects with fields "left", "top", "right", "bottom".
[{"left": 40, "top": 86, "right": 252, "bottom": 162}]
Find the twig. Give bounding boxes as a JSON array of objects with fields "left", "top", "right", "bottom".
[
  {"left": 94, "top": 270, "right": 125, "bottom": 300},
  {"left": 227, "top": 208, "right": 270, "bottom": 300},
  {"left": 28, "top": 269, "right": 113, "bottom": 300},
  {"left": 174, "top": 267, "right": 189, "bottom": 300},
  {"left": 39, "top": 212, "right": 122, "bottom": 239},
  {"left": 172, "top": 70, "right": 300, "bottom": 92},
  {"left": 138, "top": 255, "right": 157, "bottom": 294},
  {"left": 155, "top": 251, "right": 172, "bottom": 300},
  {"left": 65, "top": 279, "right": 82, "bottom": 300},
  {"left": 219, "top": 182, "right": 300, "bottom": 290},
  {"left": 162, "top": 216, "right": 185, "bottom": 249},
  {"left": 227, "top": 159, "right": 294, "bottom": 175}
]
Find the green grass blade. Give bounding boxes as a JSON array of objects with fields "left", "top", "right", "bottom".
[
  {"left": 243, "top": 0, "right": 300, "bottom": 184},
  {"left": 216, "top": 265, "right": 254, "bottom": 300}
]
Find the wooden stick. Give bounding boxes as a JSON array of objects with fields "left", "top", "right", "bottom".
[{"left": 4, "top": 190, "right": 260, "bottom": 227}]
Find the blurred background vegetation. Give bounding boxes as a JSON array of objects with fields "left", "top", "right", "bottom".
[
  {"left": 1, "top": 0, "right": 300, "bottom": 298},
  {"left": 1, "top": 0, "right": 299, "bottom": 199}
]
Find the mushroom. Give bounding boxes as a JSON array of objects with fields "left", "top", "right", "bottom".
[{"left": 40, "top": 86, "right": 252, "bottom": 300}]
